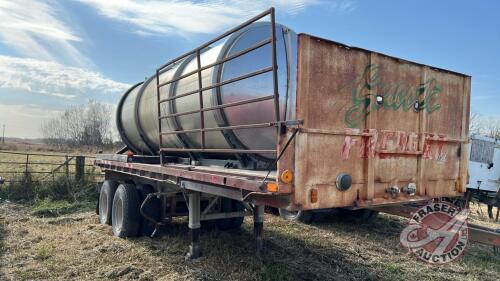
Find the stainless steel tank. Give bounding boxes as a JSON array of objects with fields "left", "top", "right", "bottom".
[{"left": 117, "top": 22, "right": 297, "bottom": 166}]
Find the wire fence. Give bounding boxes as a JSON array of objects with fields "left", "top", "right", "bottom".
[{"left": 0, "top": 150, "right": 103, "bottom": 184}]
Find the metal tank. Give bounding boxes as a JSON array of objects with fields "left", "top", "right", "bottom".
[{"left": 116, "top": 22, "right": 297, "bottom": 167}]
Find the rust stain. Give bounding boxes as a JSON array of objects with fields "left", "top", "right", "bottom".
[
  {"left": 292, "top": 34, "right": 469, "bottom": 209},
  {"left": 358, "top": 129, "right": 378, "bottom": 158},
  {"left": 341, "top": 135, "right": 358, "bottom": 160}
]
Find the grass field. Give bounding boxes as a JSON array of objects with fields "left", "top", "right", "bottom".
[
  {"left": 0, "top": 148, "right": 499, "bottom": 280},
  {"left": 0, "top": 139, "right": 114, "bottom": 184},
  {"left": 0, "top": 149, "right": 101, "bottom": 184},
  {"left": 0, "top": 201, "right": 498, "bottom": 281},
  {"left": 0, "top": 148, "right": 102, "bottom": 218}
]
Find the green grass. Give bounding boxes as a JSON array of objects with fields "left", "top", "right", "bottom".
[
  {"left": 31, "top": 198, "right": 95, "bottom": 217},
  {"left": 459, "top": 244, "right": 500, "bottom": 275},
  {"left": 35, "top": 244, "right": 54, "bottom": 261},
  {"left": 18, "top": 270, "right": 44, "bottom": 281},
  {"left": 383, "top": 263, "right": 403, "bottom": 275},
  {"left": 261, "top": 262, "right": 295, "bottom": 281},
  {"left": 0, "top": 171, "right": 99, "bottom": 217}
]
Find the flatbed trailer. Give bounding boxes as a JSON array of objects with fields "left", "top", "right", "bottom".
[
  {"left": 93, "top": 8, "right": 500, "bottom": 259},
  {"left": 95, "top": 154, "right": 278, "bottom": 259}
]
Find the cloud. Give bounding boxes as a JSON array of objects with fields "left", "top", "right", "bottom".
[
  {"left": 332, "top": 0, "right": 357, "bottom": 13},
  {"left": 0, "top": 55, "right": 131, "bottom": 99},
  {"left": 0, "top": 0, "right": 89, "bottom": 67},
  {"left": 0, "top": 55, "right": 130, "bottom": 138},
  {"left": 78, "top": 0, "right": 342, "bottom": 36},
  {"left": 0, "top": 103, "right": 62, "bottom": 138}
]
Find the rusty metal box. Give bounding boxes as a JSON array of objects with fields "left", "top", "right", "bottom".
[{"left": 278, "top": 34, "right": 471, "bottom": 210}]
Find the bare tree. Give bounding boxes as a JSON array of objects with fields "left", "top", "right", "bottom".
[
  {"left": 484, "top": 117, "right": 500, "bottom": 140},
  {"left": 41, "top": 100, "right": 114, "bottom": 148},
  {"left": 469, "top": 112, "right": 482, "bottom": 136}
]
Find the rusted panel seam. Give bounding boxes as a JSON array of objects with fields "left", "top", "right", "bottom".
[
  {"left": 365, "top": 52, "right": 376, "bottom": 201},
  {"left": 416, "top": 67, "right": 428, "bottom": 196},
  {"left": 458, "top": 77, "right": 471, "bottom": 192}
]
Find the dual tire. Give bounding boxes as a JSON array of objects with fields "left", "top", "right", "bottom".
[
  {"left": 111, "top": 183, "right": 141, "bottom": 237},
  {"left": 99, "top": 181, "right": 160, "bottom": 238},
  {"left": 98, "top": 180, "right": 118, "bottom": 225},
  {"left": 99, "top": 181, "right": 243, "bottom": 238}
]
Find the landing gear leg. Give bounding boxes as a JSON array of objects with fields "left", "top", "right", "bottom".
[
  {"left": 186, "top": 191, "right": 202, "bottom": 260},
  {"left": 253, "top": 205, "right": 264, "bottom": 253}
]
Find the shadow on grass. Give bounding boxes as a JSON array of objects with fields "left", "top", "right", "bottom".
[
  {"left": 128, "top": 212, "right": 500, "bottom": 281},
  {"left": 311, "top": 212, "right": 500, "bottom": 281},
  {"left": 130, "top": 214, "right": 409, "bottom": 281}
]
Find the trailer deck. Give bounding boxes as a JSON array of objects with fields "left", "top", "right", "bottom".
[{"left": 96, "top": 156, "right": 278, "bottom": 193}]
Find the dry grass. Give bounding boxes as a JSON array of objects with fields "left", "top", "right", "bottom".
[
  {"left": 0, "top": 140, "right": 120, "bottom": 154},
  {"left": 0, "top": 141, "right": 62, "bottom": 153},
  {"left": 0, "top": 149, "right": 499, "bottom": 280},
  {"left": 0, "top": 150, "right": 100, "bottom": 183},
  {"left": 0, "top": 202, "right": 498, "bottom": 281},
  {"left": 468, "top": 201, "right": 500, "bottom": 228}
]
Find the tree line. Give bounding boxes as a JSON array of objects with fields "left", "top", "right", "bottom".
[
  {"left": 41, "top": 100, "right": 116, "bottom": 148},
  {"left": 469, "top": 112, "right": 500, "bottom": 139}
]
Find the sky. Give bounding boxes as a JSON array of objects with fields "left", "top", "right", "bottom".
[{"left": 0, "top": 0, "right": 499, "bottom": 138}]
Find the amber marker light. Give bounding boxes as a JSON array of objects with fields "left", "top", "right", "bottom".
[
  {"left": 266, "top": 182, "right": 279, "bottom": 193},
  {"left": 280, "top": 169, "right": 294, "bottom": 184},
  {"left": 310, "top": 188, "right": 318, "bottom": 203}
]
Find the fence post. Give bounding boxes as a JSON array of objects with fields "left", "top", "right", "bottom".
[
  {"left": 75, "top": 156, "right": 85, "bottom": 182},
  {"left": 65, "top": 155, "right": 69, "bottom": 177},
  {"left": 25, "top": 154, "right": 29, "bottom": 174}
]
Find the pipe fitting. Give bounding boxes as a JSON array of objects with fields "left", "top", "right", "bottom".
[
  {"left": 386, "top": 186, "right": 400, "bottom": 197},
  {"left": 403, "top": 182, "right": 417, "bottom": 196}
]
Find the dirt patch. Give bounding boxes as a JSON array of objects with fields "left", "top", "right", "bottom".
[{"left": 0, "top": 201, "right": 498, "bottom": 281}]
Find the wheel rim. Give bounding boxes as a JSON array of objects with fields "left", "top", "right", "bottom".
[
  {"left": 100, "top": 193, "right": 108, "bottom": 220},
  {"left": 280, "top": 209, "right": 301, "bottom": 220},
  {"left": 114, "top": 198, "right": 123, "bottom": 231}
]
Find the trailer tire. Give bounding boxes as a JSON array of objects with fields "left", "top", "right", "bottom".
[
  {"left": 279, "top": 209, "right": 314, "bottom": 224},
  {"left": 96, "top": 184, "right": 101, "bottom": 215},
  {"left": 112, "top": 184, "right": 141, "bottom": 238},
  {"left": 229, "top": 201, "right": 245, "bottom": 229},
  {"left": 215, "top": 199, "right": 244, "bottom": 230},
  {"left": 341, "top": 209, "right": 378, "bottom": 223},
  {"left": 215, "top": 198, "right": 233, "bottom": 230},
  {"left": 137, "top": 184, "right": 161, "bottom": 237},
  {"left": 99, "top": 180, "right": 118, "bottom": 225}
]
